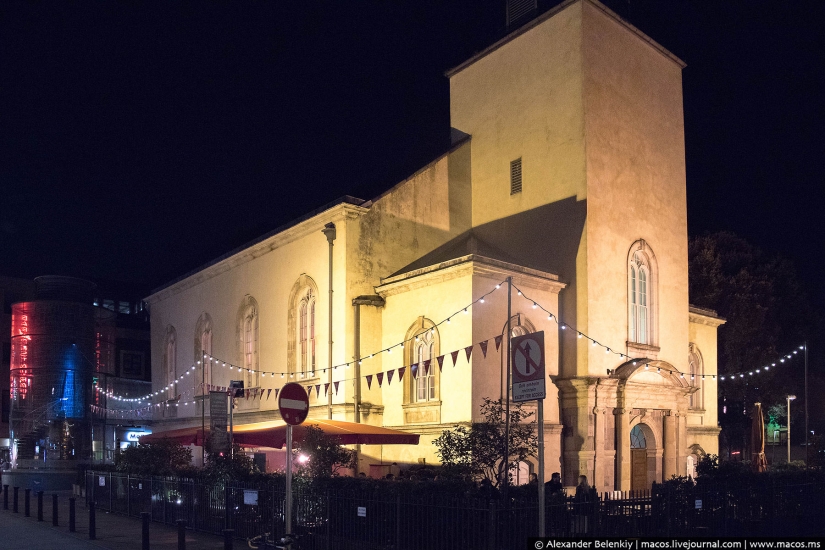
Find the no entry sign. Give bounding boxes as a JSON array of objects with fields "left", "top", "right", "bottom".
[
  {"left": 511, "top": 331, "right": 546, "bottom": 402},
  {"left": 278, "top": 382, "right": 309, "bottom": 425}
]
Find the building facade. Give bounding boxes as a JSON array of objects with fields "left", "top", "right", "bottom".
[{"left": 145, "top": 0, "right": 722, "bottom": 491}]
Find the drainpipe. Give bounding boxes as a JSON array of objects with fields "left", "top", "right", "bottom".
[
  {"left": 322, "top": 223, "right": 336, "bottom": 419},
  {"left": 352, "top": 295, "right": 385, "bottom": 424}
]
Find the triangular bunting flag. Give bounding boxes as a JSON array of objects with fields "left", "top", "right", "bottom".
[
  {"left": 366, "top": 375, "right": 373, "bottom": 390},
  {"left": 315, "top": 384, "right": 321, "bottom": 398},
  {"left": 307, "top": 385, "right": 313, "bottom": 398},
  {"left": 479, "top": 340, "right": 489, "bottom": 358},
  {"left": 398, "top": 367, "right": 405, "bottom": 381},
  {"left": 334, "top": 381, "right": 340, "bottom": 395},
  {"left": 437, "top": 355, "right": 445, "bottom": 372},
  {"left": 451, "top": 350, "right": 459, "bottom": 366},
  {"left": 245, "top": 389, "right": 250, "bottom": 399},
  {"left": 411, "top": 363, "right": 418, "bottom": 379},
  {"left": 324, "top": 383, "right": 330, "bottom": 396},
  {"left": 387, "top": 370, "right": 394, "bottom": 385},
  {"left": 275, "top": 389, "right": 280, "bottom": 399},
  {"left": 465, "top": 345, "right": 473, "bottom": 362},
  {"left": 377, "top": 372, "right": 384, "bottom": 387},
  {"left": 266, "top": 388, "right": 272, "bottom": 400},
  {"left": 494, "top": 335, "right": 503, "bottom": 351},
  {"left": 423, "top": 359, "right": 431, "bottom": 377}
]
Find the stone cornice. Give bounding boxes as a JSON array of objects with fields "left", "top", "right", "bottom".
[
  {"left": 689, "top": 307, "right": 726, "bottom": 327},
  {"left": 145, "top": 203, "right": 368, "bottom": 304}
]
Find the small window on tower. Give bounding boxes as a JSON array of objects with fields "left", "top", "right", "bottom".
[{"left": 510, "top": 158, "right": 522, "bottom": 195}]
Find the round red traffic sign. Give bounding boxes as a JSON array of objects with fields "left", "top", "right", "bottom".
[{"left": 278, "top": 382, "right": 309, "bottom": 426}]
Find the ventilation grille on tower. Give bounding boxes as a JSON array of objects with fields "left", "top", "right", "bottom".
[
  {"left": 506, "top": 0, "right": 537, "bottom": 29},
  {"left": 510, "top": 158, "right": 523, "bottom": 195}
]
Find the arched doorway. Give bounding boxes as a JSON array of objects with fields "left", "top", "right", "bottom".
[{"left": 630, "top": 424, "right": 648, "bottom": 491}]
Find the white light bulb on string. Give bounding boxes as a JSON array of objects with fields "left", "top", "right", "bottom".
[
  {"left": 765, "top": 366, "right": 769, "bottom": 371},
  {"left": 479, "top": 298, "right": 485, "bottom": 304},
  {"left": 591, "top": 340, "right": 597, "bottom": 347},
  {"left": 578, "top": 333, "right": 582, "bottom": 339},
  {"left": 532, "top": 303, "right": 537, "bottom": 309},
  {"left": 496, "top": 284, "right": 501, "bottom": 289},
  {"left": 463, "top": 308, "right": 468, "bottom": 314},
  {"left": 605, "top": 348, "right": 610, "bottom": 354},
  {"left": 547, "top": 315, "right": 552, "bottom": 321}
]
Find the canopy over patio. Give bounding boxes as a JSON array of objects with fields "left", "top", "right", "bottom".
[{"left": 139, "top": 419, "right": 419, "bottom": 448}]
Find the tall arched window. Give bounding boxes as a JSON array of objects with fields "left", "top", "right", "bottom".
[
  {"left": 164, "top": 326, "right": 177, "bottom": 401},
  {"left": 299, "top": 288, "right": 316, "bottom": 376},
  {"left": 195, "top": 313, "right": 213, "bottom": 395},
  {"left": 287, "top": 275, "right": 320, "bottom": 376},
  {"left": 238, "top": 296, "right": 259, "bottom": 388},
  {"left": 628, "top": 241, "right": 658, "bottom": 347},
  {"left": 403, "top": 317, "right": 440, "bottom": 405},
  {"left": 688, "top": 343, "right": 704, "bottom": 410}
]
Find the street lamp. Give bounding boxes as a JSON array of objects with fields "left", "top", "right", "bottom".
[{"left": 787, "top": 395, "right": 796, "bottom": 463}]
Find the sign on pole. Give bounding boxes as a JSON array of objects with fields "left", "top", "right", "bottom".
[
  {"left": 279, "top": 383, "right": 309, "bottom": 426},
  {"left": 511, "top": 331, "right": 546, "bottom": 402},
  {"left": 209, "top": 391, "right": 230, "bottom": 454}
]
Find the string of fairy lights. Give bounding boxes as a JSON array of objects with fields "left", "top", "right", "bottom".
[{"left": 94, "top": 277, "right": 808, "bottom": 410}]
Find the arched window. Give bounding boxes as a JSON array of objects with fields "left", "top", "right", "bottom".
[
  {"left": 628, "top": 241, "right": 658, "bottom": 347},
  {"left": 688, "top": 343, "right": 704, "bottom": 410},
  {"left": 164, "top": 326, "right": 177, "bottom": 401},
  {"left": 195, "top": 313, "right": 213, "bottom": 395},
  {"left": 287, "top": 275, "right": 320, "bottom": 377},
  {"left": 299, "top": 288, "right": 316, "bottom": 376},
  {"left": 238, "top": 296, "right": 259, "bottom": 389},
  {"left": 403, "top": 317, "right": 440, "bottom": 405}
]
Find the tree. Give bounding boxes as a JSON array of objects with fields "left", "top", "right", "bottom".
[
  {"left": 434, "top": 397, "right": 537, "bottom": 487},
  {"left": 688, "top": 232, "right": 823, "bottom": 455},
  {"left": 115, "top": 439, "right": 192, "bottom": 475},
  {"left": 295, "top": 425, "right": 356, "bottom": 478}
]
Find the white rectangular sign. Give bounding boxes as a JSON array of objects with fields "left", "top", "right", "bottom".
[
  {"left": 244, "top": 490, "right": 259, "bottom": 506},
  {"left": 357, "top": 506, "right": 366, "bottom": 517},
  {"left": 511, "top": 331, "right": 546, "bottom": 402}
]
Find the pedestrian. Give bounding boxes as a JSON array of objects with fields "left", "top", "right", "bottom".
[
  {"left": 545, "top": 472, "right": 563, "bottom": 495},
  {"left": 573, "top": 475, "right": 592, "bottom": 534}
]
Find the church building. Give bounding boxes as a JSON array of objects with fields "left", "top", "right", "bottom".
[{"left": 145, "top": 0, "right": 723, "bottom": 492}]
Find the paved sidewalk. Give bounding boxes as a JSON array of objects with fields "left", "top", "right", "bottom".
[{"left": 0, "top": 491, "right": 229, "bottom": 550}]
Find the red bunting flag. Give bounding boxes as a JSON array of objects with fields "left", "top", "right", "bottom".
[
  {"left": 387, "top": 370, "right": 395, "bottom": 385},
  {"left": 377, "top": 372, "right": 384, "bottom": 387},
  {"left": 324, "top": 383, "right": 330, "bottom": 396},
  {"left": 494, "top": 335, "right": 503, "bottom": 351},
  {"left": 437, "top": 355, "right": 445, "bottom": 372},
  {"left": 479, "top": 340, "right": 488, "bottom": 358},
  {"left": 423, "top": 359, "right": 431, "bottom": 377},
  {"left": 451, "top": 350, "right": 459, "bottom": 366},
  {"left": 366, "top": 375, "right": 373, "bottom": 390},
  {"left": 399, "top": 367, "right": 406, "bottom": 381},
  {"left": 334, "top": 381, "right": 339, "bottom": 395},
  {"left": 245, "top": 389, "right": 250, "bottom": 400},
  {"left": 411, "top": 364, "right": 418, "bottom": 379},
  {"left": 465, "top": 345, "right": 473, "bottom": 362}
]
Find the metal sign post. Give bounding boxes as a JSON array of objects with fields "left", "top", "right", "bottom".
[
  {"left": 279, "top": 382, "right": 309, "bottom": 540},
  {"left": 511, "top": 331, "right": 547, "bottom": 537}
]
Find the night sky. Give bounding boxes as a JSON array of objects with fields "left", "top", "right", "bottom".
[{"left": 2, "top": 1, "right": 824, "bottom": 303}]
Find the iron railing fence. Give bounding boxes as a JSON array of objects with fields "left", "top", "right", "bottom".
[{"left": 86, "top": 472, "right": 825, "bottom": 548}]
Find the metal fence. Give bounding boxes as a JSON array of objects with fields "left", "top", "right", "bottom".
[{"left": 85, "top": 472, "right": 825, "bottom": 548}]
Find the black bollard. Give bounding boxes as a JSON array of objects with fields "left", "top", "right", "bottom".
[
  {"left": 141, "top": 512, "right": 150, "bottom": 550},
  {"left": 177, "top": 519, "right": 186, "bottom": 550},
  {"left": 3, "top": 484, "right": 8, "bottom": 510},
  {"left": 37, "top": 491, "right": 43, "bottom": 521},
  {"left": 89, "top": 501, "right": 96, "bottom": 540},
  {"left": 223, "top": 528, "right": 234, "bottom": 550},
  {"left": 53, "top": 493, "right": 59, "bottom": 526},
  {"left": 24, "top": 488, "right": 30, "bottom": 517},
  {"left": 13, "top": 486, "right": 19, "bottom": 513},
  {"left": 69, "top": 497, "right": 76, "bottom": 532}
]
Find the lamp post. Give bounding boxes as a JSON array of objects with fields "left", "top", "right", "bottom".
[{"left": 787, "top": 395, "right": 796, "bottom": 463}]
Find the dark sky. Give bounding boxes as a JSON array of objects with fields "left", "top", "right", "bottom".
[{"left": 2, "top": 1, "right": 824, "bottom": 301}]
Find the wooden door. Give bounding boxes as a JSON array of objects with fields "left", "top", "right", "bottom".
[{"left": 631, "top": 449, "right": 647, "bottom": 491}]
